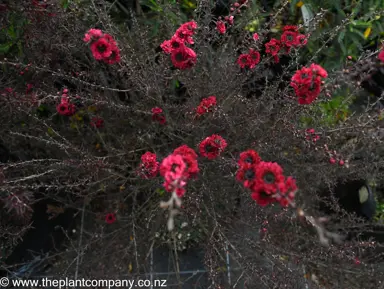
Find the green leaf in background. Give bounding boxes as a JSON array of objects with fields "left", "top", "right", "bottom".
[
  {"left": 0, "top": 43, "right": 11, "bottom": 54},
  {"left": 156, "top": 188, "right": 165, "bottom": 196},
  {"left": 61, "top": 0, "right": 70, "bottom": 9},
  {"left": 47, "top": 127, "right": 55, "bottom": 137}
]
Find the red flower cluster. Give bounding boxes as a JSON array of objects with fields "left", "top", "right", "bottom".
[
  {"left": 196, "top": 96, "right": 217, "bottom": 116},
  {"left": 199, "top": 134, "right": 227, "bottom": 159},
  {"left": 151, "top": 107, "right": 166, "bottom": 125},
  {"left": 138, "top": 152, "right": 159, "bottom": 179},
  {"left": 290, "top": 63, "right": 328, "bottom": 104},
  {"left": 237, "top": 48, "right": 261, "bottom": 69},
  {"left": 83, "top": 28, "right": 121, "bottom": 64},
  {"left": 160, "top": 21, "right": 198, "bottom": 70},
  {"left": 56, "top": 90, "right": 76, "bottom": 116},
  {"left": 236, "top": 150, "right": 297, "bottom": 207},
  {"left": 379, "top": 48, "right": 384, "bottom": 63},
  {"left": 265, "top": 25, "right": 308, "bottom": 63},
  {"left": 139, "top": 145, "right": 199, "bottom": 197}
]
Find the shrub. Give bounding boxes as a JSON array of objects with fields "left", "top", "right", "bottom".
[{"left": 0, "top": 0, "right": 384, "bottom": 288}]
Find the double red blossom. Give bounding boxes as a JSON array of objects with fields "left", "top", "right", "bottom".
[
  {"left": 265, "top": 38, "right": 281, "bottom": 63},
  {"left": 171, "top": 46, "right": 197, "bottom": 70},
  {"left": 196, "top": 96, "right": 217, "bottom": 116},
  {"left": 236, "top": 162, "right": 259, "bottom": 188},
  {"left": 238, "top": 149, "right": 261, "bottom": 167},
  {"left": 254, "top": 161, "right": 285, "bottom": 194},
  {"left": 56, "top": 95, "right": 76, "bottom": 116},
  {"left": 138, "top": 152, "right": 159, "bottom": 179},
  {"left": 151, "top": 107, "right": 166, "bottom": 125},
  {"left": 290, "top": 63, "right": 328, "bottom": 104},
  {"left": 160, "top": 154, "right": 188, "bottom": 197},
  {"left": 160, "top": 21, "right": 198, "bottom": 70},
  {"left": 105, "top": 213, "right": 116, "bottom": 224},
  {"left": 199, "top": 134, "right": 227, "bottom": 160},
  {"left": 216, "top": 21, "right": 226, "bottom": 34},
  {"left": 84, "top": 28, "right": 121, "bottom": 64},
  {"left": 160, "top": 36, "right": 185, "bottom": 54},
  {"left": 237, "top": 49, "right": 261, "bottom": 69},
  {"left": 173, "top": 145, "right": 199, "bottom": 179}
]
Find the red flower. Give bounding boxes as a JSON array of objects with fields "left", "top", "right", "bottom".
[
  {"left": 248, "top": 49, "right": 261, "bottom": 69},
  {"left": 253, "top": 161, "right": 285, "bottom": 194},
  {"left": 236, "top": 163, "right": 258, "bottom": 188},
  {"left": 174, "top": 26, "right": 194, "bottom": 45},
  {"left": 103, "top": 44, "right": 121, "bottom": 64},
  {"left": 83, "top": 28, "right": 103, "bottom": 43},
  {"left": 295, "top": 34, "right": 308, "bottom": 46},
  {"left": 169, "top": 36, "right": 185, "bottom": 50},
  {"left": 56, "top": 102, "right": 76, "bottom": 116},
  {"left": 251, "top": 185, "right": 276, "bottom": 206},
  {"left": 283, "top": 25, "right": 299, "bottom": 32},
  {"left": 199, "top": 134, "right": 227, "bottom": 160},
  {"left": 196, "top": 96, "right": 217, "bottom": 115},
  {"left": 281, "top": 30, "right": 299, "bottom": 50},
  {"left": 171, "top": 46, "right": 197, "bottom": 70},
  {"left": 216, "top": 21, "right": 226, "bottom": 34},
  {"left": 276, "top": 176, "right": 297, "bottom": 207},
  {"left": 160, "top": 40, "right": 172, "bottom": 54},
  {"left": 138, "top": 152, "right": 159, "bottom": 179},
  {"left": 159, "top": 154, "right": 186, "bottom": 181},
  {"left": 105, "top": 213, "right": 116, "bottom": 224},
  {"left": 151, "top": 107, "right": 166, "bottom": 125},
  {"left": 297, "top": 76, "right": 322, "bottom": 105},
  {"left": 252, "top": 33, "right": 259, "bottom": 41},
  {"left": 237, "top": 54, "right": 251, "bottom": 69},
  {"left": 238, "top": 149, "right": 261, "bottom": 167},
  {"left": 379, "top": 49, "right": 384, "bottom": 63},
  {"left": 160, "top": 154, "right": 187, "bottom": 196},
  {"left": 90, "top": 116, "right": 104, "bottom": 128},
  {"left": 290, "top": 64, "right": 327, "bottom": 105},
  {"left": 227, "top": 15, "right": 234, "bottom": 25},
  {"left": 103, "top": 33, "right": 118, "bottom": 47},
  {"left": 161, "top": 37, "right": 185, "bottom": 54},
  {"left": 291, "top": 67, "right": 313, "bottom": 86},
  {"left": 173, "top": 145, "right": 198, "bottom": 159},
  {"left": 90, "top": 37, "right": 112, "bottom": 60},
  {"left": 179, "top": 21, "right": 198, "bottom": 35},
  {"left": 151, "top": 107, "right": 163, "bottom": 114},
  {"left": 173, "top": 145, "right": 199, "bottom": 179},
  {"left": 309, "top": 63, "right": 328, "bottom": 78},
  {"left": 265, "top": 38, "right": 281, "bottom": 56}
]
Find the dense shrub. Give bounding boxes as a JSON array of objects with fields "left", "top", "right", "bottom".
[{"left": 1, "top": 0, "right": 384, "bottom": 288}]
